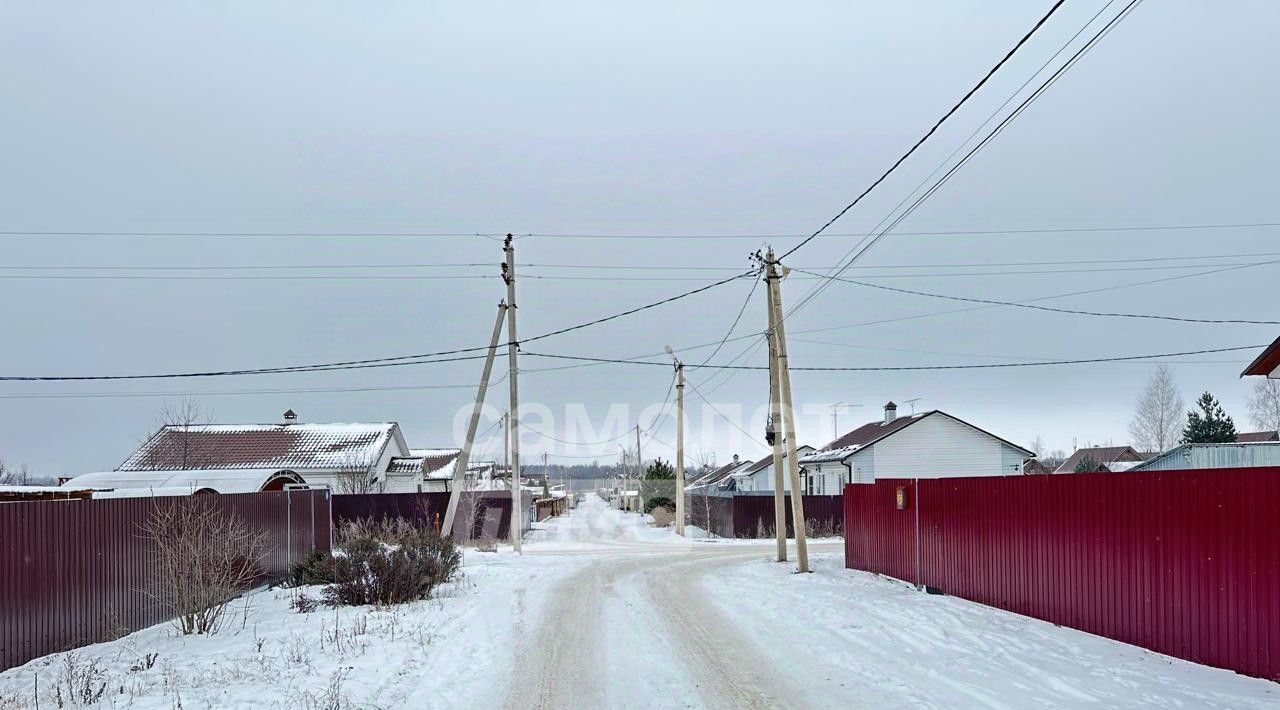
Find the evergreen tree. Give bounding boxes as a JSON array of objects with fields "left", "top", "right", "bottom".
[
  {"left": 1073, "top": 455, "right": 1101, "bottom": 473},
  {"left": 645, "top": 457, "right": 675, "bottom": 479},
  {"left": 1181, "top": 391, "right": 1237, "bottom": 444}
]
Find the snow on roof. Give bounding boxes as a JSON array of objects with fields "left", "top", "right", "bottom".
[
  {"left": 65, "top": 468, "right": 303, "bottom": 494},
  {"left": 800, "top": 445, "right": 863, "bottom": 464},
  {"left": 119, "top": 422, "right": 401, "bottom": 472}
]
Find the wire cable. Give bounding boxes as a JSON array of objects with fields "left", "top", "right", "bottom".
[
  {"left": 525, "top": 344, "right": 1266, "bottom": 372},
  {"left": 778, "top": 0, "right": 1067, "bottom": 260},
  {"left": 790, "top": 264, "right": 1280, "bottom": 325},
  {"left": 780, "top": 0, "right": 1144, "bottom": 328},
  {"left": 0, "top": 271, "right": 754, "bottom": 381}
]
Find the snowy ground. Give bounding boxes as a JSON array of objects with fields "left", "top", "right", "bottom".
[{"left": 1, "top": 493, "right": 1275, "bottom": 709}]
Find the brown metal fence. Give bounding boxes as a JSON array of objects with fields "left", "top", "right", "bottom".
[
  {"left": 330, "top": 490, "right": 532, "bottom": 541},
  {"left": 534, "top": 496, "right": 568, "bottom": 521},
  {"left": 686, "top": 493, "right": 844, "bottom": 538},
  {"left": 0, "top": 489, "right": 331, "bottom": 672}
]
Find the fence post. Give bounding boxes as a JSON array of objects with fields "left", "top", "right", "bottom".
[
  {"left": 914, "top": 479, "right": 922, "bottom": 590},
  {"left": 286, "top": 489, "right": 292, "bottom": 572}
]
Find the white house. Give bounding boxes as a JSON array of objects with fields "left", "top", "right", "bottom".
[
  {"left": 799, "top": 402, "right": 1034, "bottom": 491},
  {"left": 728, "top": 446, "right": 816, "bottom": 493},
  {"left": 67, "top": 411, "right": 441, "bottom": 495}
]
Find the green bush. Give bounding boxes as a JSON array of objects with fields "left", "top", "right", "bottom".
[
  {"left": 286, "top": 549, "right": 337, "bottom": 587},
  {"left": 644, "top": 496, "right": 674, "bottom": 514}
]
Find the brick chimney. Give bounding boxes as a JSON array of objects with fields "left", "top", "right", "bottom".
[
  {"left": 283, "top": 409, "right": 298, "bottom": 424},
  {"left": 883, "top": 401, "right": 897, "bottom": 424}
]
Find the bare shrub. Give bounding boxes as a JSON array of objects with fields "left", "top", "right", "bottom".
[
  {"left": 323, "top": 519, "right": 460, "bottom": 607},
  {"left": 48, "top": 653, "right": 108, "bottom": 708},
  {"left": 0, "top": 688, "right": 31, "bottom": 710},
  {"left": 290, "top": 670, "right": 351, "bottom": 710},
  {"left": 139, "top": 498, "right": 267, "bottom": 635},
  {"left": 128, "top": 653, "right": 159, "bottom": 673},
  {"left": 648, "top": 505, "right": 675, "bottom": 528},
  {"left": 290, "top": 592, "right": 319, "bottom": 614},
  {"left": 805, "top": 517, "right": 838, "bottom": 538}
]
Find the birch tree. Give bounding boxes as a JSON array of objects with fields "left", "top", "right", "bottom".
[
  {"left": 1247, "top": 378, "right": 1280, "bottom": 432},
  {"left": 1128, "top": 365, "right": 1183, "bottom": 452}
]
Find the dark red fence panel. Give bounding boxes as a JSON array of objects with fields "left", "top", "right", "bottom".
[
  {"left": 843, "top": 481, "right": 918, "bottom": 585},
  {"left": 843, "top": 468, "right": 1280, "bottom": 681},
  {"left": 687, "top": 494, "right": 735, "bottom": 537},
  {"left": 331, "top": 490, "right": 532, "bottom": 541},
  {"left": 0, "top": 490, "right": 330, "bottom": 672}
]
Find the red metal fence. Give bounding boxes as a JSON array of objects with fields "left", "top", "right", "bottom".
[
  {"left": 1, "top": 490, "right": 331, "bottom": 672},
  {"left": 687, "top": 494, "right": 844, "bottom": 538},
  {"left": 843, "top": 469, "right": 1280, "bottom": 681}
]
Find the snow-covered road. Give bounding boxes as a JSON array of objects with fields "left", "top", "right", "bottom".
[{"left": 2, "top": 493, "right": 1276, "bottom": 709}]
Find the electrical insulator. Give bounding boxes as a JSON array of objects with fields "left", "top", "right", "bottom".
[{"left": 764, "top": 416, "right": 776, "bottom": 446}]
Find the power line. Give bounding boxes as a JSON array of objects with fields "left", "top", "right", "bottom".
[
  {"left": 780, "top": 0, "right": 1143, "bottom": 327},
  {"left": 0, "top": 271, "right": 754, "bottom": 381},
  {"left": 0, "top": 375, "right": 509, "bottom": 400},
  {"left": 525, "top": 344, "right": 1266, "bottom": 372},
  {"left": 5, "top": 260, "right": 1273, "bottom": 281},
  {"left": 11, "top": 248, "right": 1278, "bottom": 272},
  {"left": 696, "top": 277, "right": 761, "bottom": 367},
  {"left": 5, "top": 221, "right": 1280, "bottom": 240},
  {"left": 790, "top": 264, "right": 1280, "bottom": 325},
  {"left": 778, "top": 0, "right": 1067, "bottom": 260},
  {"left": 685, "top": 378, "right": 763, "bottom": 446}
]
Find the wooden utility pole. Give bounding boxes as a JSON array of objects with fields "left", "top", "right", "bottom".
[
  {"left": 503, "top": 234, "right": 523, "bottom": 553},
  {"left": 765, "top": 262, "right": 787, "bottom": 562},
  {"left": 635, "top": 424, "right": 643, "bottom": 513},
  {"left": 766, "top": 248, "right": 809, "bottom": 572},
  {"left": 675, "top": 347, "right": 686, "bottom": 537},
  {"left": 440, "top": 299, "right": 509, "bottom": 537}
]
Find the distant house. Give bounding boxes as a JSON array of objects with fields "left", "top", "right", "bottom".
[
  {"left": 1023, "top": 459, "right": 1054, "bottom": 474},
  {"left": 1237, "top": 431, "right": 1279, "bottom": 443},
  {"left": 1132, "top": 442, "right": 1280, "bottom": 471},
  {"left": 799, "top": 402, "right": 1033, "bottom": 489},
  {"left": 685, "top": 455, "right": 754, "bottom": 493},
  {"left": 1054, "top": 446, "right": 1146, "bottom": 473},
  {"left": 65, "top": 412, "right": 427, "bottom": 495},
  {"left": 729, "top": 446, "right": 816, "bottom": 494}
]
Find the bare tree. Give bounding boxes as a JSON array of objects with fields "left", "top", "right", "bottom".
[
  {"left": 1247, "top": 378, "right": 1280, "bottom": 432},
  {"left": 142, "top": 399, "right": 213, "bottom": 470},
  {"left": 139, "top": 498, "right": 266, "bottom": 635},
  {"left": 0, "top": 460, "right": 33, "bottom": 486},
  {"left": 1028, "top": 436, "right": 1045, "bottom": 457},
  {"left": 1129, "top": 365, "right": 1183, "bottom": 453}
]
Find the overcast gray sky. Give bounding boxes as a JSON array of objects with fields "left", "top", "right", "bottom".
[{"left": 2, "top": 1, "right": 1278, "bottom": 475}]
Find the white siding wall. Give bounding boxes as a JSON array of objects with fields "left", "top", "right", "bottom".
[
  {"left": 737, "top": 448, "right": 815, "bottom": 493},
  {"left": 796, "top": 461, "right": 850, "bottom": 495},
  {"left": 868, "top": 414, "right": 1023, "bottom": 479}
]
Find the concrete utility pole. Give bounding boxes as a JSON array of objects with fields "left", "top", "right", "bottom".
[
  {"left": 666, "top": 346, "right": 686, "bottom": 536},
  {"left": 503, "top": 234, "right": 523, "bottom": 553},
  {"left": 440, "top": 299, "right": 509, "bottom": 537},
  {"left": 635, "top": 424, "right": 643, "bottom": 513},
  {"left": 766, "top": 248, "right": 809, "bottom": 572},
  {"left": 765, "top": 263, "right": 787, "bottom": 562}
]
